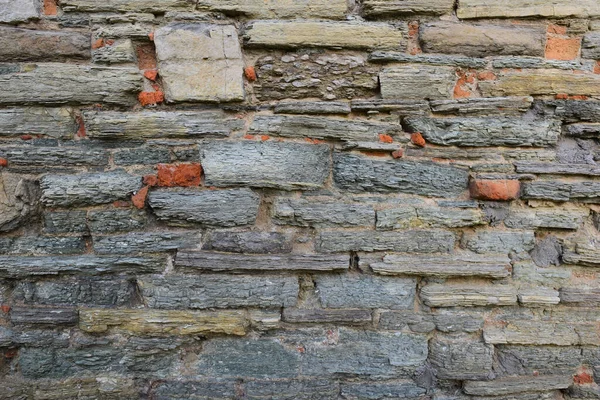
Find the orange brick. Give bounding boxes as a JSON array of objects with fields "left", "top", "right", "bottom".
[
  {"left": 143, "top": 69, "right": 158, "bottom": 81},
  {"left": 131, "top": 186, "right": 149, "bottom": 209},
  {"left": 410, "top": 132, "right": 426, "bottom": 147},
  {"left": 379, "top": 134, "right": 393, "bottom": 143},
  {"left": 244, "top": 66, "right": 257, "bottom": 81},
  {"left": 138, "top": 91, "right": 164, "bottom": 106},
  {"left": 0, "top": 158, "right": 8, "bottom": 167},
  {"left": 470, "top": 179, "right": 520, "bottom": 201},
  {"left": 43, "top": 0, "right": 58, "bottom": 15},
  {"left": 545, "top": 37, "right": 581, "bottom": 60},
  {"left": 157, "top": 163, "right": 202, "bottom": 187}
]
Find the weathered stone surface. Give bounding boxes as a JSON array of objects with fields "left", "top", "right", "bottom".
[
  {"left": 43, "top": 210, "right": 88, "bottom": 234},
  {"left": 92, "top": 39, "right": 136, "bottom": 64},
  {"left": 518, "top": 287, "right": 560, "bottom": 305},
  {"left": 0, "top": 173, "right": 40, "bottom": 233},
  {"left": 376, "top": 206, "right": 483, "bottom": 229},
  {"left": 0, "top": 377, "right": 138, "bottom": 400},
  {"left": 244, "top": 21, "right": 404, "bottom": 50},
  {"left": 491, "top": 57, "right": 592, "bottom": 70},
  {"left": 203, "top": 231, "right": 292, "bottom": 254},
  {"left": 420, "top": 22, "right": 544, "bottom": 57},
  {"left": 430, "top": 97, "right": 533, "bottom": 116},
  {"left": 463, "top": 375, "right": 572, "bottom": 396},
  {"left": 93, "top": 232, "right": 200, "bottom": 254},
  {"left": 479, "top": 70, "right": 600, "bottom": 97},
  {"left": 155, "top": 23, "right": 244, "bottom": 103},
  {"left": 315, "top": 274, "right": 416, "bottom": 309},
  {"left": 380, "top": 65, "right": 456, "bottom": 100},
  {"left": 363, "top": 0, "right": 453, "bottom": 16},
  {"left": 282, "top": 308, "right": 372, "bottom": 324},
  {"left": 429, "top": 336, "right": 494, "bottom": 380},
  {"left": 0, "top": 146, "right": 109, "bottom": 167},
  {"left": 148, "top": 189, "right": 260, "bottom": 227},
  {"left": 274, "top": 101, "right": 350, "bottom": 115},
  {"left": 341, "top": 381, "right": 427, "bottom": 399},
  {"left": 421, "top": 284, "right": 518, "bottom": 307},
  {"left": 249, "top": 115, "right": 402, "bottom": 142},
  {"left": 201, "top": 141, "right": 330, "bottom": 190},
  {"left": 378, "top": 311, "right": 435, "bottom": 333},
  {"left": 245, "top": 379, "right": 340, "bottom": 400},
  {"left": 14, "top": 277, "right": 135, "bottom": 306},
  {"left": 404, "top": 116, "right": 559, "bottom": 147},
  {"left": 84, "top": 110, "right": 241, "bottom": 139},
  {"left": 79, "top": 309, "right": 248, "bottom": 335},
  {"left": 582, "top": 32, "right": 600, "bottom": 59},
  {"left": 0, "top": 64, "right": 142, "bottom": 106},
  {"left": 458, "top": 0, "right": 600, "bottom": 19},
  {"left": 176, "top": 251, "right": 349, "bottom": 272},
  {"left": 370, "top": 51, "right": 487, "bottom": 68},
  {"left": 371, "top": 253, "right": 510, "bottom": 278},
  {"left": 317, "top": 230, "right": 456, "bottom": 253},
  {"left": 152, "top": 380, "right": 237, "bottom": 400},
  {"left": 196, "top": 0, "right": 346, "bottom": 18},
  {"left": 495, "top": 345, "right": 583, "bottom": 376},
  {"left": 0, "top": 27, "right": 90, "bottom": 61},
  {"left": 462, "top": 231, "right": 535, "bottom": 254},
  {"left": 553, "top": 100, "right": 600, "bottom": 123},
  {"left": 516, "top": 162, "right": 600, "bottom": 176},
  {"left": 0, "top": 0, "right": 39, "bottom": 23},
  {"left": 0, "top": 107, "right": 75, "bottom": 138},
  {"left": 522, "top": 180, "right": 600, "bottom": 203},
  {"left": 254, "top": 52, "right": 379, "bottom": 101},
  {"left": 113, "top": 146, "right": 171, "bottom": 166},
  {"left": 351, "top": 99, "right": 429, "bottom": 114},
  {"left": 563, "top": 239, "right": 600, "bottom": 266},
  {"left": 0, "top": 255, "right": 165, "bottom": 278},
  {"left": 88, "top": 209, "right": 147, "bottom": 233},
  {"left": 433, "top": 310, "right": 484, "bottom": 333},
  {"left": 273, "top": 198, "right": 375, "bottom": 228},
  {"left": 138, "top": 274, "right": 298, "bottom": 309},
  {"left": 333, "top": 153, "right": 468, "bottom": 197},
  {"left": 503, "top": 208, "right": 586, "bottom": 229},
  {"left": 10, "top": 306, "right": 78, "bottom": 326},
  {"left": 61, "top": 0, "right": 195, "bottom": 12},
  {"left": 565, "top": 123, "right": 600, "bottom": 138},
  {"left": 513, "top": 261, "right": 570, "bottom": 286},
  {"left": 560, "top": 287, "right": 600, "bottom": 305},
  {"left": 40, "top": 171, "right": 141, "bottom": 207},
  {"left": 0, "top": 236, "right": 85, "bottom": 255}
]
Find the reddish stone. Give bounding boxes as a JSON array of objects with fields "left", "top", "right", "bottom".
[
  {"left": 91, "top": 38, "right": 104, "bottom": 50},
  {"left": 595, "top": 61, "right": 600, "bottom": 75},
  {"left": 379, "top": 134, "right": 393, "bottom": 143},
  {"left": 143, "top": 174, "right": 158, "bottom": 187},
  {"left": 136, "top": 43, "right": 157, "bottom": 70},
  {"left": 260, "top": 135, "right": 269, "bottom": 141},
  {"left": 410, "top": 132, "right": 426, "bottom": 147},
  {"left": 138, "top": 91, "right": 164, "bottom": 106},
  {"left": 148, "top": 32, "right": 155, "bottom": 41},
  {"left": 244, "top": 134, "right": 255, "bottom": 140},
  {"left": 0, "top": 305, "right": 10, "bottom": 313},
  {"left": 113, "top": 200, "right": 130, "bottom": 208},
  {"left": 545, "top": 36, "right": 581, "bottom": 60},
  {"left": 76, "top": 115, "right": 86, "bottom": 138},
  {"left": 157, "top": 163, "right": 202, "bottom": 187},
  {"left": 477, "top": 71, "right": 497, "bottom": 81},
  {"left": 4, "top": 349, "right": 17, "bottom": 359},
  {"left": 20, "top": 135, "right": 33, "bottom": 141},
  {"left": 131, "top": 186, "right": 149, "bottom": 209},
  {"left": 555, "top": 93, "right": 569, "bottom": 99},
  {"left": 244, "top": 66, "right": 257, "bottom": 81},
  {"left": 144, "top": 69, "right": 158, "bottom": 81},
  {"left": 547, "top": 24, "right": 567, "bottom": 35},
  {"left": 470, "top": 179, "right": 520, "bottom": 201},
  {"left": 574, "top": 366, "right": 594, "bottom": 384},
  {"left": 392, "top": 148, "right": 404, "bottom": 159},
  {"left": 407, "top": 21, "right": 422, "bottom": 55},
  {"left": 43, "top": 0, "right": 58, "bottom": 15},
  {"left": 0, "top": 158, "right": 7, "bottom": 168}
]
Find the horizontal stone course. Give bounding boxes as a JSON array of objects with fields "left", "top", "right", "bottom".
[{"left": 0, "top": 27, "right": 90, "bottom": 62}]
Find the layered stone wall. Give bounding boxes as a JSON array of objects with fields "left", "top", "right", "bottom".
[{"left": 1, "top": 0, "right": 600, "bottom": 398}]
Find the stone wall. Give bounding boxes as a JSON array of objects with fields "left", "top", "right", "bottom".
[{"left": 0, "top": 0, "right": 600, "bottom": 398}]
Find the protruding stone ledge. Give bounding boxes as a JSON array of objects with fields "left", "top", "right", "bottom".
[
  {"left": 463, "top": 375, "right": 572, "bottom": 396},
  {"left": 421, "top": 284, "right": 518, "bottom": 307}
]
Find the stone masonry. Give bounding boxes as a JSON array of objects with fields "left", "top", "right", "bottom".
[{"left": 0, "top": 0, "right": 600, "bottom": 398}]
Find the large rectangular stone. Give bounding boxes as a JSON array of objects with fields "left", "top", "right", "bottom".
[
  {"left": 244, "top": 21, "right": 405, "bottom": 50},
  {"left": 148, "top": 188, "right": 260, "bottom": 227},
  {"left": 420, "top": 22, "right": 545, "bottom": 57},
  {"left": 563, "top": 240, "right": 600, "bottom": 266},
  {"left": 479, "top": 70, "right": 600, "bottom": 97},
  {"left": 0, "top": 378, "right": 137, "bottom": 400},
  {"left": 155, "top": 24, "right": 244, "bottom": 102},
  {"left": 84, "top": 110, "right": 243, "bottom": 139},
  {"left": 248, "top": 115, "right": 402, "bottom": 142},
  {"left": 462, "top": 231, "right": 535, "bottom": 254},
  {"left": 458, "top": 0, "right": 600, "bottom": 19},
  {"left": 430, "top": 96, "right": 533, "bottom": 116},
  {"left": 138, "top": 274, "right": 298, "bottom": 309},
  {"left": 363, "top": 0, "right": 454, "bottom": 16},
  {"left": 0, "top": 236, "right": 85, "bottom": 255},
  {"left": 495, "top": 345, "right": 583, "bottom": 376},
  {"left": 522, "top": 180, "right": 600, "bottom": 203},
  {"left": 404, "top": 116, "right": 560, "bottom": 147},
  {"left": 0, "top": 0, "right": 39, "bottom": 23},
  {"left": 371, "top": 253, "right": 510, "bottom": 278},
  {"left": 197, "top": 0, "right": 346, "bottom": 18},
  {"left": 79, "top": 309, "right": 248, "bottom": 335},
  {"left": 282, "top": 309, "right": 372, "bottom": 324},
  {"left": 515, "top": 162, "right": 600, "bottom": 176},
  {"left": 61, "top": 0, "right": 195, "bottom": 12},
  {"left": 582, "top": 32, "right": 600, "bottom": 59},
  {"left": 0, "top": 64, "right": 142, "bottom": 106},
  {"left": 315, "top": 274, "right": 416, "bottom": 309},
  {"left": 421, "top": 283, "right": 518, "bottom": 307},
  {"left": 379, "top": 65, "right": 455, "bottom": 100},
  {"left": 0, "top": 255, "right": 165, "bottom": 278},
  {"left": 93, "top": 232, "right": 201, "bottom": 255},
  {"left": 43, "top": 211, "right": 88, "bottom": 234},
  {"left": 88, "top": 209, "right": 147, "bottom": 233},
  {"left": 560, "top": 288, "right": 600, "bottom": 305},
  {"left": 200, "top": 141, "right": 330, "bottom": 190},
  {"left": 341, "top": 381, "right": 427, "bottom": 399},
  {"left": 175, "top": 251, "right": 349, "bottom": 272},
  {"left": 463, "top": 376, "right": 573, "bottom": 396},
  {"left": 429, "top": 336, "right": 494, "bottom": 380},
  {"left": 273, "top": 198, "right": 375, "bottom": 228},
  {"left": 40, "top": 171, "right": 142, "bottom": 207},
  {"left": 376, "top": 205, "right": 483, "bottom": 229},
  {"left": 553, "top": 100, "right": 600, "bottom": 123},
  {"left": 0, "top": 146, "right": 109, "bottom": 167},
  {"left": 10, "top": 306, "right": 78, "bottom": 326},
  {"left": 317, "top": 230, "right": 456, "bottom": 253},
  {"left": 0, "top": 107, "right": 75, "bottom": 138},
  {"left": 202, "top": 231, "right": 292, "bottom": 254},
  {"left": 503, "top": 209, "right": 586, "bottom": 230},
  {"left": 245, "top": 380, "right": 340, "bottom": 400},
  {"left": 333, "top": 153, "right": 468, "bottom": 197},
  {"left": 0, "top": 27, "right": 90, "bottom": 61}
]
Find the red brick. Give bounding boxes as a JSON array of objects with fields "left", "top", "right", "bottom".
[
  {"left": 143, "top": 69, "right": 158, "bottom": 81},
  {"left": 157, "top": 163, "right": 202, "bottom": 187},
  {"left": 470, "top": 179, "right": 520, "bottom": 201},
  {"left": 43, "top": 0, "right": 58, "bottom": 15},
  {"left": 407, "top": 21, "right": 422, "bottom": 55},
  {"left": 138, "top": 91, "right": 164, "bottom": 106},
  {"left": 112, "top": 200, "right": 131, "bottom": 208},
  {"left": 136, "top": 43, "right": 157, "bottom": 70},
  {"left": 379, "top": 134, "right": 393, "bottom": 143},
  {"left": 1, "top": 305, "right": 10, "bottom": 313},
  {"left": 392, "top": 148, "right": 404, "bottom": 159},
  {"left": 91, "top": 38, "right": 105, "bottom": 50},
  {"left": 545, "top": 36, "right": 581, "bottom": 60},
  {"left": 143, "top": 174, "right": 158, "bottom": 187},
  {"left": 244, "top": 66, "right": 257, "bottom": 81},
  {"left": 76, "top": 115, "right": 86, "bottom": 138},
  {"left": 594, "top": 61, "right": 600, "bottom": 75},
  {"left": 0, "top": 158, "right": 7, "bottom": 168},
  {"left": 131, "top": 186, "right": 149, "bottom": 209},
  {"left": 410, "top": 132, "right": 426, "bottom": 147},
  {"left": 547, "top": 24, "right": 567, "bottom": 35}
]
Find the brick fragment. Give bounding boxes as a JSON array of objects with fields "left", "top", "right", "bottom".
[
  {"left": 138, "top": 91, "right": 164, "bottom": 106},
  {"left": 410, "top": 132, "right": 426, "bottom": 147},
  {"left": 545, "top": 36, "right": 581, "bottom": 60},
  {"left": 131, "top": 186, "right": 149, "bottom": 209},
  {"left": 470, "top": 179, "right": 520, "bottom": 201},
  {"left": 244, "top": 66, "right": 257, "bottom": 81},
  {"left": 157, "top": 163, "right": 202, "bottom": 187}
]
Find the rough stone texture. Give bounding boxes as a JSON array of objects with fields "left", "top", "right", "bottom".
[
  {"left": 274, "top": 101, "right": 351, "bottom": 115},
  {"left": 203, "top": 231, "right": 292, "bottom": 254},
  {"left": 404, "top": 116, "right": 560, "bottom": 147},
  {"left": 376, "top": 206, "right": 483, "bottom": 229},
  {"left": 0, "top": 146, "right": 109, "bottom": 167},
  {"left": 582, "top": 32, "right": 600, "bottom": 59},
  {"left": 333, "top": 153, "right": 468, "bottom": 197},
  {"left": 88, "top": 209, "right": 147, "bottom": 233},
  {"left": 463, "top": 376, "right": 572, "bottom": 396},
  {"left": 273, "top": 198, "right": 375, "bottom": 228},
  {"left": 148, "top": 189, "right": 260, "bottom": 227},
  {"left": 93, "top": 231, "right": 201, "bottom": 254},
  {"left": 0, "top": 0, "right": 40, "bottom": 23},
  {"left": 341, "top": 381, "right": 427, "bottom": 399},
  {"left": 138, "top": 274, "right": 299, "bottom": 309},
  {"left": 503, "top": 209, "right": 586, "bottom": 230},
  {"left": 458, "top": 0, "right": 600, "bottom": 19},
  {"left": 429, "top": 336, "right": 494, "bottom": 380},
  {"left": 429, "top": 97, "right": 533, "bottom": 116},
  {"left": 0, "top": 173, "right": 40, "bottom": 233},
  {"left": 420, "top": 22, "right": 545, "bottom": 58},
  {"left": 421, "top": 284, "right": 518, "bottom": 307},
  {"left": 282, "top": 309, "right": 372, "bottom": 324},
  {"left": 60, "top": 0, "right": 195, "bottom": 12},
  {"left": 522, "top": 180, "right": 600, "bottom": 203},
  {"left": 479, "top": 70, "right": 600, "bottom": 97},
  {"left": 244, "top": 21, "right": 405, "bottom": 50},
  {"left": 155, "top": 23, "right": 244, "bottom": 103},
  {"left": 0, "top": 27, "right": 90, "bottom": 62},
  {"left": 196, "top": 0, "right": 347, "bottom": 19},
  {"left": 380, "top": 65, "right": 456, "bottom": 100},
  {"left": 201, "top": 141, "right": 330, "bottom": 190},
  {"left": 317, "top": 230, "right": 456, "bottom": 253},
  {"left": 462, "top": 231, "right": 535, "bottom": 254},
  {"left": 0, "top": 107, "right": 76, "bottom": 138},
  {"left": 363, "top": 0, "right": 454, "bottom": 16},
  {"left": 0, "top": 64, "right": 142, "bottom": 106}
]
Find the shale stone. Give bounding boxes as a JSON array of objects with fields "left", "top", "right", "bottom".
[
  {"left": 203, "top": 231, "right": 292, "bottom": 254},
  {"left": 0, "top": 107, "right": 76, "bottom": 138},
  {"left": 88, "top": 209, "right": 147, "bottom": 233},
  {"left": 0, "top": 0, "right": 40, "bottom": 23},
  {"left": 462, "top": 231, "right": 535, "bottom": 254},
  {"left": 429, "top": 336, "right": 494, "bottom": 380},
  {"left": 197, "top": 0, "right": 347, "bottom": 19},
  {"left": 201, "top": 141, "right": 330, "bottom": 190},
  {"left": 246, "top": 379, "right": 340, "bottom": 400},
  {"left": 0, "top": 146, "right": 109, "bottom": 167},
  {"left": 341, "top": 381, "right": 427, "bottom": 399},
  {"left": 0, "top": 236, "right": 85, "bottom": 255},
  {"left": 479, "top": 70, "right": 600, "bottom": 97},
  {"left": 421, "top": 283, "right": 518, "bottom": 307},
  {"left": 317, "top": 230, "right": 456, "bottom": 253},
  {"left": 463, "top": 375, "right": 572, "bottom": 395},
  {"left": 380, "top": 65, "right": 455, "bottom": 100},
  {"left": 93, "top": 232, "right": 201, "bottom": 254},
  {"left": 155, "top": 23, "right": 244, "bottom": 103},
  {"left": 61, "top": 0, "right": 195, "bottom": 12},
  {"left": 0, "top": 27, "right": 90, "bottom": 61},
  {"left": 583, "top": 32, "right": 600, "bottom": 60},
  {"left": 363, "top": 0, "right": 454, "bottom": 16},
  {"left": 10, "top": 306, "right": 78, "bottom": 326},
  {"left": 152, "top": 381, "right": 236, "bottom": 400},
  {"left": 458, "top": 0, "right": 600, "bottom": 19},
  {"left": 273, "top": 198, "right": 375, "bottom": 228}
]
